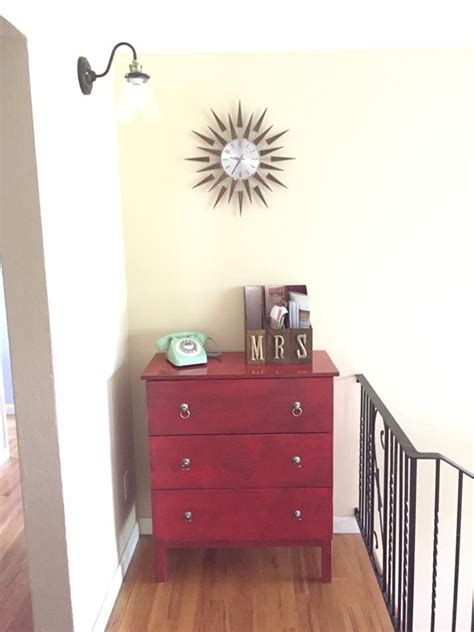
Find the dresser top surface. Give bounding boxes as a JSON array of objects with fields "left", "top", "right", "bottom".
[{"left": 141, "top": 351, "right": 339, "bottom": 381}]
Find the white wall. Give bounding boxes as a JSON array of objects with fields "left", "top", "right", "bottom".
[
  {"left": 1, "top": 7, "right": 136, "bottom": 631},
  {"left": 29, "top": 37, "right": 135, "bottom": 632},
  {"left": 0, "top": 20, "right": 74, "bottom": 630}
]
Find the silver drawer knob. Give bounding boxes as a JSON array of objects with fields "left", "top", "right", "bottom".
[
  {"left": 183, "top": 511, "right": 193, "bottom": 522},
  {"left": 293, "top": 509, "right": 302, "bottom": 521},
  {"left": 179, "top": 403, "right": 191, "bottom": 420},
  {"left": 292, "top": 456, "right": 302, "bottom": 468},
  {"left": 181, "top": 457, "right": 191, "bottom": 470},
  {"left": 292, "top": 401, "right": 303, "bottom": 417}
]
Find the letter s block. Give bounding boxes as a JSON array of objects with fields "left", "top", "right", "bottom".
[{"left": 289, "top": 328, "right": 312, "bottom": 364}]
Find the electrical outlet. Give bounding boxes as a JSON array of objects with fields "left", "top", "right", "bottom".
[{"left": 123, "top": 470, "right": 129, "bottom": 501}]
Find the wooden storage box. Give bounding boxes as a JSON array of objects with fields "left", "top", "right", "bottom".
[{"left": 244, "top": 285, "right": 313, "bottom": 365}]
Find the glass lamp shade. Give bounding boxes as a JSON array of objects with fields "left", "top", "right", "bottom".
[{"left": 116, "top": 78, "right": 158, "bottom": 123}]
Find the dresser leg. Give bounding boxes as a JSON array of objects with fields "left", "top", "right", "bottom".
[
  {"left": 154, "top": 543, "right": 166, "bottom": 583},
  {"left": 321, "top": 541, "right": 332, "bottom": 583}
]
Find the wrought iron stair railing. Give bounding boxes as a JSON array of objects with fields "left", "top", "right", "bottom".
[{"left": 354, "top": 375, "right": 473, "bottom": 632}]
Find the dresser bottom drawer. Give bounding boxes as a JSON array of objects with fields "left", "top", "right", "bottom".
[{"left": 152, "top": 488, "right": 332, "bottom": 544}]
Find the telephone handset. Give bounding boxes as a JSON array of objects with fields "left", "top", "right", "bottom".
[{"left": 156, "top": 331, "right": 220, "bottom": 367}]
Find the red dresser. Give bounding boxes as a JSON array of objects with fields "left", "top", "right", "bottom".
[{"left": 141, "top": 350, "right": 339, "bottom": 582}]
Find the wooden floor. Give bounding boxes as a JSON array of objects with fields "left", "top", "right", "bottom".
[
  {"left": 0, "top": 417, "right": 33, "bottom": 631},
  {"left": 107, "top": 536, "right": 393, "bottom": 632}
]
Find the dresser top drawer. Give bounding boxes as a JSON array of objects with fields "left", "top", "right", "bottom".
[
  {"left": 141, "top": 350, "right": 338, "bottom": 382},
  {"left": 146, "top": 377, "right": 333, "bottom": 435}
]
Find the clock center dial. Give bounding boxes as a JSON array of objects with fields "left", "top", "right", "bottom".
[{"left": 221, "top": 138, "right": 260, "bottom": 181}]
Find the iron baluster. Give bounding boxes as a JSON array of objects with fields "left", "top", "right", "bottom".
[
  {"left": 358, "top": 385, "right": 364, "bottom": 534},
  {"left": 364, "top": 389, "right": 370, "bottom": 541},
  {"left": 367, "top": 401, "right": 375, "bottom": 555},
  {"left": 402, "top": 453, "right": 409, "bottom": 632},
  {"left": 361, "top": 388, "right": 367, "bottom": 538},
  {"left": 382, "top": 423, "right": 389, "bottom": 594},
  {"left": 391, "top": 438, "right": 399, "bottom": 617},
  {"left": 374, "top": 452, "right": 385, "bottom": 546},
  {"left": 406, "top": 458, "right": 417, "bottom": 632},
  {"left": 430, "top": 459, "right": 440, "bottom": 632},
  {"left": 388, "top": 431, "right": 395, "bottom": 611},
  {"left": 397, "top": 442, "right": 403, "bottom": 631},
  {"left": 452, "top": 471, "right": 463, "bottom": 632}
]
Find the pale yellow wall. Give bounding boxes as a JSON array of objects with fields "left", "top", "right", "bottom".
[
  {"left": 120, "top": 50, "right": 473, "bottom": 630},
  {"left": 119, "top": 49, "right": 473, "bottom": 526}
]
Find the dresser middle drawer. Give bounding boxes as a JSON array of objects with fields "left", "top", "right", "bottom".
[{"left": 149, "top": 433, "right": 332, "bottom": 489}]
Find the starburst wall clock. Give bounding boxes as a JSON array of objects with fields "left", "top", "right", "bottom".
[{"left": 186, "top": 102, "right": 294, "bottom": 214}]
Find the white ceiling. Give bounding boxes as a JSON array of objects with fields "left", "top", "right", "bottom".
[
  {"left": 3, "top": 0, "right": 474, "bottom": 52},
  {"left": 96, "top": 1, "right": 474, "bottom": 52}
]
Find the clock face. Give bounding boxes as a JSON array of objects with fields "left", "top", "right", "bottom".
[
  {"left": 221, "top": 138, "right": 260, "bottom": 181},
  {"left": 186, "top": 102, "right": 294, "bottom": 214}
]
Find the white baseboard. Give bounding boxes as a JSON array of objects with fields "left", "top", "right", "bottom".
[
  {"left": 5, "top": 404, "right": 14, "bottom": 416},
  {"left": 334, "top": 516, "right": 360, "bottom": 533},
  {"left": 93, "top": 521, "right": 140, "bottom": 632},
  {"left": 139, "top": 517, "right": 152, "bottom": 535},
  {"left": 138, "top": 516, "right": 359, "bottom": 537}
]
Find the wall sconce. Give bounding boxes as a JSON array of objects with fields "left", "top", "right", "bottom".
[{"left": 77, "top": 42, "right": 150, "bottom": 95}]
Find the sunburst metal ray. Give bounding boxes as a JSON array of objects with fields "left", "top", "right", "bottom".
[
  {"left": 228, "top": 179, "right": 238, "bottom": 202},
  {"left": 266, "top": 173, "right": 287, "bottom": 188},
  {"left": 213, "top": 186, "right": 227, "bottom": 208},
  {"left": 228, "top": 114, "right": 238, "bottom": 140},
  {"left": 259, "top": 146, "right": 284, "bottom": 156},
  {"left": 208, "top": 173, "right": 228, "bottom": 192},
  {"left": 192, "top": 130, "right": 215, "bottom": 145},
  {"left": 243, "top": 114, "right": 254, "bottom": 140},
  {"left": 210, "top": 109, "right": 226, "bottom": 132},
  {"left": 207, "top": 125, "right": 228, "bottom": 146},
  {"left": 254, "top": 125, "right": 273, "bottom": 145},
  {"left": 197, "top": 162, "right": 224, "bottom": 173},
  {"left": 260, "top": 162, "right": 284, "bottom": 171},
  {"left": 193, "top": 174, "right": 215, "bottom": 189},
  {"left": 253, "top": 108, "right": 267, "bottom": 133},
  {"left": 237, "top": 101, "right": 243, "bottom": 127},
  {"left": 197, "top": 146, "right": 223, "bottom": 157},
  {"left": 243, "top": 180, "right": 252, "bottom": 202},
  {"left": 253, "top": 172, "right": 272, "bottom": 191},
  {"left": 253, "top": 186, "right": 268, "bottom": 207},
  {"left": 266, "top": 129, "right": 288, "bottom": 145},
  {"left": 237, "top": 191, "right": 244, "bottom": 215}
]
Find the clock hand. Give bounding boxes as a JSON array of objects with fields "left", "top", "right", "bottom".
[{"left": 231, "top": 156, "right": 243, "bottom": 175}]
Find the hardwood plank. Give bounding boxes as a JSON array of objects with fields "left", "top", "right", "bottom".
[
  {"left": 107, "top": 536, "right": 393, "bottom": 631},
  {"left": 0, "top": 417, "right": 33, "bottom": 632}
]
